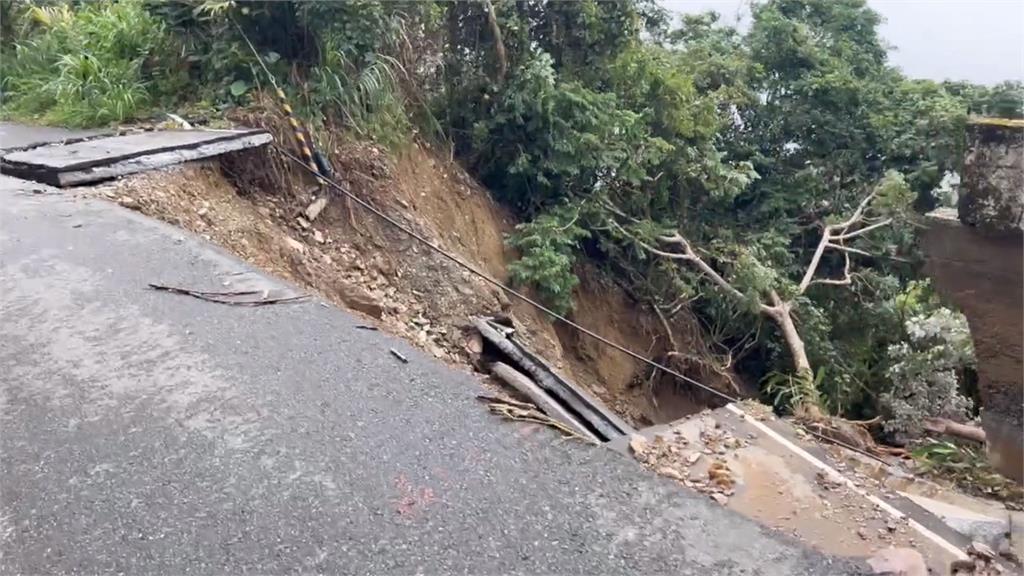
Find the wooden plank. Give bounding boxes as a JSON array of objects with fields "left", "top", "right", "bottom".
[
  {"left": 473, "top": 317, "right": 634, "bottom": 441},
  {"left": 490, "top": 362, "right": 599, "bottom": 443}
]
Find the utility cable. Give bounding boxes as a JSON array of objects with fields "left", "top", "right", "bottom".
[
  {"left": 278, "top": 146, "right": 743, "bottom": 405},
  {"left": 235, "top": 20, "right": 326, "bottom": 184},
  {"left": 275, "top": 146, "right": 895, "bottom": 467}
]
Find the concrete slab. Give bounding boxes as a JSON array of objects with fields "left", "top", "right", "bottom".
[
  {"left": 900, "top": 492, "right": 1008, "bottom": 549},
  {"left": 0, "top": 122, "right": 107, "bottom": 153},
  {"left": 1, "top": 129, "right": 272, "bottom": 186},
  {"left": 0, "top": 174, "right": 58, "bottom": 194},
  {"left": 611, "top": 407, "right": 978, "bottom": 574}
]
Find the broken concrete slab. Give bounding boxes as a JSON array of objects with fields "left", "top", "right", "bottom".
[
  {"left": 899, "top": 492, "right": 1009, "bottom": 550},
  {"left": 1, "top": 129, "right": 272, "bottom": 187},
  {"left": 0, "top": 122, "right": 107, "bottom": 153},
  {"left": 611, "top": 406, "right": 978, "bottom": 574}
]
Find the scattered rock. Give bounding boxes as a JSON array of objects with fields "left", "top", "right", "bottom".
[
  {"left": 815, "top": 470, "right": 845, "bottom": 491},
  {"left": 313, "top": 229, "right": 325, "bottom": 244},
  {"left": 867, "top": 547, "right": 927, "bottom": 576},
  {"left": 710, "top": 493, "right": 729, "bottom": 506},
  {"left": 708, "top": 460, "right": 735, "bottom": 490},
  {"left": 967, "top": 542, "right": 997, "bottom": 561},
  {"left": 657, "top": 466, "right": 684, "bottom": 481},
  {"left": 463, "top": 331, "right": 484, "bottom": 356},
  {"left": 629, "top": 434, "right": 649, "bottom": 456},
  {"left": 333, "top": 282, "right": 384, "bottom": 319},
  {"left": 117, "top": 196, "right": 140, "bottom": 209},
  {"left": 426, "top": 342, "right": 447, "bottom": 359},
  {"left": 685, "top": 452, "right": 702, "bottom": 465},
  {"left": 303, "top": 197, "right": 327, "bottom": 221},
  {"left": 283, "top": 235, "right": 306, "bottom": 254}
]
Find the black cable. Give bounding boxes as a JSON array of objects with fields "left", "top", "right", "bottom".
[
  {"left": 276, "top": 145, "right": 897, "bottom": 467},
  {"left": 276, "top": 146, "right": 737, "bottom": 405}
]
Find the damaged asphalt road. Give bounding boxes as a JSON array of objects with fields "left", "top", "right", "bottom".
[{"left": 0, "top": 180, "right": 866, "bottom": 575}]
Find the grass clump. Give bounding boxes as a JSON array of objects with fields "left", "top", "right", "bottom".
[{"left": 1, "top": 0, "right": 181, "bottom": 127}]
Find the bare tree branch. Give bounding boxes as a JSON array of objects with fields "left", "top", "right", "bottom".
[
  {"left": 607, "top": 189, "right": 890, "bottom": 398},
  {"left": 923, "top": 417, "right": 987, "bottom": 444},
  {"left": 808, "top": 247, "right": 852, "bottom": 287},
  {"left": 652, "top": 299, "right": 679, "bottom": 351},
  {"left": 798, "top": 227, "right": 832, "bottom": 294},
  {"left": 798, "top": 191, "right": 891, "bottom": 295},
  {"left": 826, "top": 243, "right": 873, "bottom": 257},
  {"left": 830, "top": 190, "right": 877, "bottom": 233},
  {"left": 831, "top": 218, "right": 893, "bottom": 241}
]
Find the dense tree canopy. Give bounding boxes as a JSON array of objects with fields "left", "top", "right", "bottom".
[{"left": 3, "top": 0, "right": 1021, "bottom": 429}]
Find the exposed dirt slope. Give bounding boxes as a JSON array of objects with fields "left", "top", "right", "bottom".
[{"left": 87, "top": 137, "right": 733, "bottom": 426}]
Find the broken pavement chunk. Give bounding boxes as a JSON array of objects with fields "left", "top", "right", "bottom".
[{"left": 629, "top": 434, "right": 649, "bottom": 456}]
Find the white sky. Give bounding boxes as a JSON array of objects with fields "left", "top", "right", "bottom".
[{"left": 661, "top": 0, "right": 1024, "bottom": 85}]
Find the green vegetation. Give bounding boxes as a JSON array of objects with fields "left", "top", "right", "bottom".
[
  {"left": 3, "top": 0, "right": 1020, "bottom": 439},
  {"left": 1, "top": 0, "right": 181, "bottom": 126},
  {"left": 912, "top": 441, "right": 1024, "bottom": 503}
]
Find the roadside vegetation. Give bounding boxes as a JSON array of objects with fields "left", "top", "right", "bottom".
[{"left": 2, "top": 0, "right": 1021, "bottom": 490}]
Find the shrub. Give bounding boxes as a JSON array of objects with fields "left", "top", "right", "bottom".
[
  {"left": 1, "top": 0, "right": 179, "bottom": 126},
  {"left": 881, "top": 307, "right": 975, "bottom": 436},
  {"left": 506, "top": 203, "right": 590, "bottom": 314},
  {"left": 310, "top": 49, "right": 412, "bottom": 149}
]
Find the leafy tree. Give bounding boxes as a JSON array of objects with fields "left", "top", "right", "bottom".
[{"left": 4, "top": 0, "right": 1004, "bottom": 435}]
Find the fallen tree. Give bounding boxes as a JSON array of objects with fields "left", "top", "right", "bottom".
[
  {"left": 610, "top": 175, "right": 906, "bottom": 417},
  {"left": 923, "top": 417, "right": 987, "bottom": 444}
]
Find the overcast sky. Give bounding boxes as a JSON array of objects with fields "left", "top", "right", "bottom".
[{"left": 661, "top": 0, "right": 1024, "bottom": 85}]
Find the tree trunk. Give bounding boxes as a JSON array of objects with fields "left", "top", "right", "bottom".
[
  {"left": 923, "top": 417, "right": 987, "bottom": 444},
  {"left": 765, "top": 292, "right": 812, "bottom": 381},
  {"left": 482, "top": 0, "right": 508, "bottom": 84}
]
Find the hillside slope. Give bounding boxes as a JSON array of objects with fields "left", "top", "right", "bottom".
[{"left": 90, "top": 131, "right": 736, "bottom": 426}]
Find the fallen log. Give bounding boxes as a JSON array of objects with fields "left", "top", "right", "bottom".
[{"left": 923, "top": 417, "right": 987, "bottom": 444}]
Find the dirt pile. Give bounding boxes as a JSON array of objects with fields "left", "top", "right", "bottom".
[{"left": 86, "top": 132, "right": 733, "bottom": 426}]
